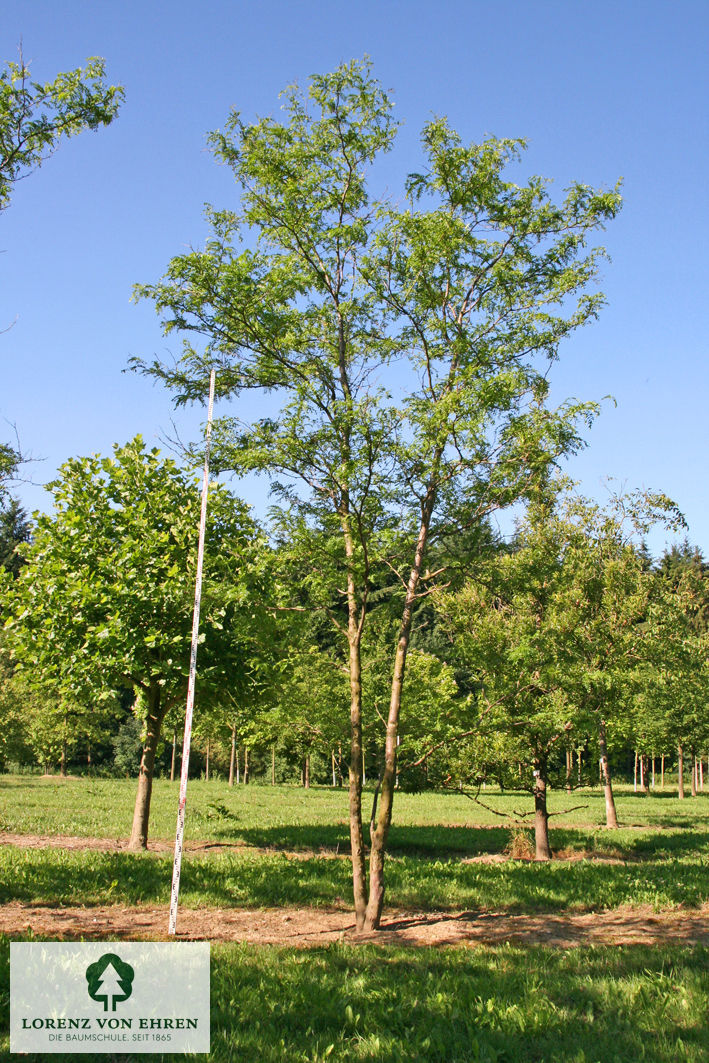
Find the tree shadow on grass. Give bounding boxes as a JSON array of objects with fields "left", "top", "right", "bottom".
[
  {"left": 209, "top": 944, "right": 709, "bottom": 1063},
  {"left": 221, "top": 822, "right": 513, "bottom": 857},
  {"left": 0, "top": 937, "right": 706, "bottom": 1062},
  {"left": 2, "top": 845, "right": 708, "bottom": 914}
]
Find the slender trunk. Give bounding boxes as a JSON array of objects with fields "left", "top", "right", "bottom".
[
  {"left": 228, "top": 726, "right": 236, "bottom": 787},
  {"left": 236, "top": 746, "right": 240, "bottom": 785},
  {"left": 205, "top": 739, "right": 210, "bottom": 782},
  {"left": 271, "top": 744, "right": 276, "bottom": 786},
  {"left": 87, "top": 743, "right": 92, "bottom": 770},
  {"left": 701, "top": 758, "right": 704, "bottom": 792},
  {"left": 348, "top": 616, "right": 365, "bottom": 931},
  {"left": 640, "top": 754, "right": 649, "bottom": 795},
  {"left": 678, "top": 743, "right": 684, "bottom": 799},
  {"left": 304, "top": 755, "right": 310, "bottom": 789},
  {"left": 661, "top": 753, "right": 665, "bottom": 789},
  {"left": 565, "top": 749, "right": 573, "bottom": 793},
  {"left": 691, "top": 752, "right": 697, "bottom": 797},
  {"left": 365, "top": 484, "right": 438, "bottom": 931},
  {"left": 634, "top": 750, "right": 638, "bottom": 793},
  {"left": 651, "top": 755, "right": 655, "bottom": 790},
  {"left": 128, "top": 683, "right": 164, "bottom": 850},
  {"left": 598, "top": 719, "right": 619, "bottom": 828},
  {"left": 577, "top": 750, "right": 582, "bottom": 785},
  {"left": 170, "top": 729, "right": 177, "bottom": 782},
  {"left": 60, "top": 710, "right": 68, "bottom": 778},
  {"left": 533, "top": 762, "right": 552, "bottom": 861},
  {"left": 243, "top": 746, "right": 249, "bottom": 785},
  {"left": 332, "top": 751, "right": 336, "bottom": 788}
]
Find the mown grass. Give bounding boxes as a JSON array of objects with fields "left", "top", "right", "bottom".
[
  {"left": 2, "top": 775, "right": 708, "bottom": 915},
  {"left": 1, "top": 775, "right": 707, "bottom": 848},
  {"left": 1, "top": 936, "right": 708, "bottom": 1062},
  {"left": 1, "top": 840, "right": 708, "bottom": 913}
]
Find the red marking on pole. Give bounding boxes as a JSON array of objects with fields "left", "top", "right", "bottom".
[{"left": 169, "top": 369, "right": 216, "bottom": 935}]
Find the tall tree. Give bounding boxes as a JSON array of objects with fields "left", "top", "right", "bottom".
[
  {"left": 1, "top": 437, "right": 260, "bottom": 847},
  {"left": 1, "top": 48, "right": 123, "bottom": 488},
  {"left": 0, "top": 49, "right": 122, "bottom": 213},
  {"left": 134, "top": 60, "right": 621, "bottom": 930}
]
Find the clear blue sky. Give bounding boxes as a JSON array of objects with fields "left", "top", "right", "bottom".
[{"left": 3, "top": 0, "right": 708, "bottom": 557}]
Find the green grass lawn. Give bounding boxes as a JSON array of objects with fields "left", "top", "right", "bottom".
[
  {"left": 1, "top": 775, "right": 706, "bottom": 845},
  {"left": 2, "top": 777, "right": 709, "bottom": 1061},
  {"left": 1, "top": 938, "right": 708, "bottom": 1062},
  {"left": 1, "top": 776, "right": 708, "bottom": 914}
]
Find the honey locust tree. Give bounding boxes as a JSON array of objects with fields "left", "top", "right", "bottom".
[
  {"left": 134, "top": 60, "right": 621, "bottom": 930},
  {"left": 1, "top": 49, "right": 123, "bottom": 487},
  {"left": 1, "top": 436, "right": 260, "bottom": 848}
]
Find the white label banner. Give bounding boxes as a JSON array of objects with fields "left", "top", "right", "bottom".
[{"left": 10, "top": 942, "right": 210, "bottom": 1054}]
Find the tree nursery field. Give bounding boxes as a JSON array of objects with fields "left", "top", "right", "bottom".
[{"left": 1, "top": 776, "right": 708, "bottom": 1061}]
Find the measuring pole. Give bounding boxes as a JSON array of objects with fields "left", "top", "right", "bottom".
[{"left": 168, "top": 369, "right": 216, "bottom": 935}]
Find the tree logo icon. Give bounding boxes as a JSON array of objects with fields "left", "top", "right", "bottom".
[{"left": 85, "top": 953, "right": 135, "bottom": 1011}]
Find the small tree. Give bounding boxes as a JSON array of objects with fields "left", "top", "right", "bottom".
[
  {"left": 135, "top": 61, "right": 621, "bottom": 928},
  {"left": 439, "top": 484, "right": 682, "bottom": 852},
  {"left": 2, "top": 437, "right": 260, "bottom": 847}
]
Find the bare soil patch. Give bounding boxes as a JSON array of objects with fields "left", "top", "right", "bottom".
[{"left": 1, "top": 902, "right": 707, "bottom": 948}]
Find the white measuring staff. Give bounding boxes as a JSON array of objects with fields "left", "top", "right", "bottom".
[{"left": 169, "top": 368, "right": 216, "bottom": 935}]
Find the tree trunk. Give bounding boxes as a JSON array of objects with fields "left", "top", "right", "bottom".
[
  {"left": 271, "top": 744, "right": 276, "bottom": 785},
  {"left": 170, "top": 729, "right": 177, "bottom": 782},
  {"left": 565, "top": 748, "right": 573, "bottom": 793},
  {"left": 633, "top": 751, "right": 638, "bottom": 793},
  {"left": 332, "top": 750, "right": 336, "bottom": 788},
  {"left": 661, "top": 753, "right": 665, "bottom": 789},
  {"left": 678, "top": 743, "right": 684, "bottom": 799},
  {"left": 533, "top": 763, "right": 552, "bottom": 861},
  {"left": 60, "top": 710, "right": 68, "bottom": 778},
  {"left": 228, "top": 727, "right": 236, "bottom": 786},
  {"left": 337, "top": 744, "right": 343, "bottom": 787},
  {"left": 364, "top": 485, "right": 437, "bottom": 931},
  {"left": 243, "top": 746, "right": 249, "bottom": 784},
  {"left": 129, "top": 683, "right": 164, "bottom": 850},
  {"left": 577, "top": 750, "right": 582, "bottom": 785},
  {"left": 700, "top": 758, "right": 704, "bottom": 792},
  {"left": 304, "top": 755, "right": 310, "bottom": 789},
  {"left": 691, "top": 752, "right": 697, "bottom": 797},
  {"left": 598, "top": 719, "right": 618, "bottom": 828},
  {"left": 347, "top": 622, "right": 367, "bottom": 930},
  {"left": 640, "top": 754, "right": 649, "bottom": 795},
  {"left": 651, "top": 755, "right": 655, "bottom": 790}
]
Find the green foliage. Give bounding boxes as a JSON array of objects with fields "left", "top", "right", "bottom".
[
  {"left": 437, "top": 484, "right": 687, "bottom": 795},
  {"left": 112, "top": 715, "right": 144, "bottom": 776},
  {"left": 1, "top": 436, "right": 259, "bottom": 711},
  {"left": 0, "top": 50, "right": 123, "bottom": 212},
  {"left": 133, "top": 61, "right": 622, "bottom": 831},
  {"left": 0, "top": 499, "right": 30, "bottom": 578}
]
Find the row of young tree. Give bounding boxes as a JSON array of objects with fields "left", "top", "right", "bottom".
[
  {"left": 1, "top": 446, "right": 707, "bottom": 857},
  {"left": 2, "top": 56, "right": 707, "bottom": 932}
]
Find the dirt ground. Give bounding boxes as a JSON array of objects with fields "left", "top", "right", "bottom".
[
  {"left": 1, "top": 900, "right": 708, "bottom": 948},
  {"left": 2, "top": 831, "right": 708, "bottom": 947}
]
